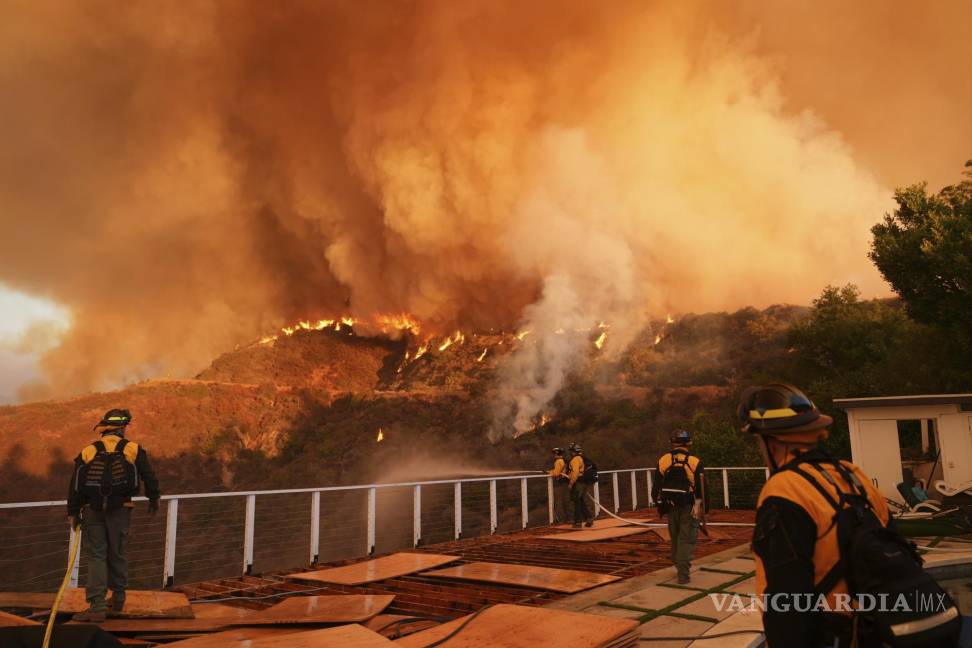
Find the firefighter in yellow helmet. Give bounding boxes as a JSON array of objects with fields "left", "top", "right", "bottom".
[{"left": 740, "top": 384, "right": 961, "bottom": 647}]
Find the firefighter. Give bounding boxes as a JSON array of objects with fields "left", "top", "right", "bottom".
[
  {"left": 568, "top": 444, "right": 594, "bottom": 528},
  {"left": 652, "top": 429, "right": 705, "bottom": 583},
  {"left": 740, "top": 384, "right": 895, "bottom": 647},
  {"left": 67, "top": 409, "right": 160, "bottom": 622},
  {"left": 547, "top": 447, "right": 570, "bottom": 523}
]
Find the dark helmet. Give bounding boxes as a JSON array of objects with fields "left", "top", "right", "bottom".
[
  {"left": 670, "top": 429, "right": 692, "bottom": 445},
  {"left": 569, "top": 443, "right": 583, "bottom": 454},
  {"left": 96, "top": 408, "right": 132, "bottom": 431},
  {"left": 737, "top": 384, "right": 832, "bottom": 437},
  {"left": 552, "top": 447, "right": 564, "bottom": 455}
]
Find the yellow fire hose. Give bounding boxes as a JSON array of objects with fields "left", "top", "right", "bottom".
[{"left": 43, "top": 527, "right": 81, "bottom": 648}]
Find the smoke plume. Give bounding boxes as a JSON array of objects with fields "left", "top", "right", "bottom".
[{"left": 0, "top": 0, "right": 968, "bottom": 409}]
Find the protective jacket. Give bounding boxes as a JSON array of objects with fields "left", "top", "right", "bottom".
[
  {"left": 548, "top": 457, "right": 567, "bottom": 479},
  {"left": 652, "top": 446, "right": 704, "bottom": 506},
  {"left": 753, "top": 448, "right": 891, "bottom": 647},
  {"left": 68, "top": 433, "right": 160, "bottom": 517},
  {"left": 567, "top": 455, "right": 585, "bottom": 486}
]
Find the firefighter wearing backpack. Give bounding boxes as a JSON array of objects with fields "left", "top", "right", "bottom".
[
  {"left": 67, "top": 409, "right": 160, "bottom": 622},
  {"left": 568, "top": 444, "right": 596, "bottom": 528},
  {"left": 652, "top": 429, "right": 705, "bottom": 584},
  {"left": 741, "top": 384, "right": 961, "bottom": 648}
]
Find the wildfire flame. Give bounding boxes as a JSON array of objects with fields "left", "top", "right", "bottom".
[
  {"left": 437, "top": 330, "right": 465, "bottom": 352},
  {"left": 535, "top": 414, "right": 551, "bottom": 429},
  {"left": 594, "top": 331, "right": 607, "bottom": 349},
  {"left": 666, "top": 313, "right": 675, "bottom": 324},
  {"left": 515, "top": 330, "right": 531, "bottom": 341},
  {"left": 477, "top": 348, "right": 488, "bottom": 362},
  {"left": 414, "top": 342, "right": 429, "bottom": 360},
  {"left": 654, "top": 333, "right": 663, "bottom": 345},
  {"left": 376, "top": 428, "right": 384, "bottom": 443},
  {"left": 377, "top": 313, "right": 421, "bottom": 335}
]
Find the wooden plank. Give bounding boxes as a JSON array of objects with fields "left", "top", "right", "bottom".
[
  {"left": 287, "top": 553, "right": 460, "bottom": 586},
  {"left": 168, "top": 624, "right": 394, "bottom": 647},
  {"left": 160, "top": 627, "right": 304, "bottom": 647},
  {"left": 538, "top": 527, "right": 651, "bottom": 542},
  {"left": 0, "top": 610, "right": 39, "bottom": 626},
  {"left": 0, "top": 589, "right": 192, "bottom": 617},
  {"left": 85, "top": 618, "right": 235, "bottom": 633},
  {"left": 190, "top": 603, "right": 256, "bottom": 619},
  {"left": 393, "top": 604, "right": 637, "bottom": 647},
  {"left": 234, "top": 595, "right": 395, "bottom": 625},
  {"left": 422, "top": 562, "right": 620, "bottom": 594},
  {"left": 553, "top": 518, "right": 631, "bottom": 530}
]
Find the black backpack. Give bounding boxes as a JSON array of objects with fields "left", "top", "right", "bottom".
[
  {"left": 660, "top": 449, "right": 694, "bottom": 495},
  {"left": 578, "top": 456, "right": 598, "bottom": 484},
  {"left": 787, "top": 458, "right": 962, "bottom": 648},
  {"left": 76, "top": 439, "right": 139, "bottom": 500}
]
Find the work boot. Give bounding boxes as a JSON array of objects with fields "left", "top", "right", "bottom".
[
  {"left": 108, "top": 597, "right": 126, "bottom": 616},
  {"left": 584, "top": 520, "right": 594, "bottom": 527},
  {"left": 572, "top": 522, "right": 582, "bottom": 528},
  {"left": 73, "top": 608, "right": 107, "bottom": 623},
  {"left": 677, "top": 573, "right": 691, "bottom": 585}
]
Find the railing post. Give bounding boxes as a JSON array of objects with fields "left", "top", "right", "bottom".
[
  {"left": 413, "top": 485, "right": 422, "bottom": 547},
  {"left": 520, "top": 478, "right": 529, "bottom": 529},
  {"left": 489, "top": 479, "right": 497, "bottom": 534},
  {"left": 593, "top": 482, "right": 601, "bottom": 517},
  {"left": 722, "top": 468, "right": 730, "bottom": 509},
  {"left": 765, "top": 467, "right": 770, "bottom": 481},
  {"left": 69, "top": 525, "right": 81, "bottom": 588},
  {"left": 367, "top": 487, "right": 376, "bottom": 555},
  {"left": 243, "top": 495, "right": 255, "bottom": 575},
  {"left": 547, "top": 477, "right": 554, "bottom": 524},
  {"left": 612, "top": 472, "right": 620, "bottom": 513},
  {"left": 630, "top": 471, "right": 638, "bottom": 511},
  {"left": 163, "top": 499, "right": 178, "bottom": 587},
  {"left": 454, "top": 482, "right": 462, "bottom": 540},
  {"left": 309, "top": 491, "right": 320, "bottom": 565},
  {"left": 646, "top": 469, "right": 654, "bottom": 506}
]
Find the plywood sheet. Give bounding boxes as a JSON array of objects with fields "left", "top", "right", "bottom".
[
  {"left": 365, "top": 614, "right": 439, "bottom": 638},
  {"left": 423, "top": 562, "right": 620, "bottom": 593},
  {"left": 0, "top": 610, "right": 38, "bottom": 626},
  {"left": 162, "top": 627, "right": 306, "bottom": 647},
  {"left": 393, "top": 604, "right": 638, "bottom": 647},
  {"left": 87, "top": 618, "right": 233, "bottom": 633},
  {"left": 554, "top": 518, "right": 631, "bottom": 530},
  {"left": 651, "top": 527, "right": 670, "bottom": 541},
  {"left": 539, "top": 527, "right": 651, "bottom": 542},
  {"left": 167, "top": 624, "right": 394, "bottom": 647},
  {"left": 190, "top": 603, "right": 256, "bottom": 619},
  {"left": 0, "top": 589, "right": 192, "bottom": 617},
  {"left": 288, "top": 552, "right": 460, "bottom": 585},
  {"left": 234, "top": 595, "right": 395, "bottom": 625}
]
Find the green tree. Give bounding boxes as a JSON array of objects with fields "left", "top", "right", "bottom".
[{"left": 870, "top": 160, "right": 972, "bottom": 353}]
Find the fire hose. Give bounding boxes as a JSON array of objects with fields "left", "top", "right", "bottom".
[
  {"left": 586, "top": 493, "right": 755, "bottom": 528},
  {"left": 43, "top": 526, "right": 81, "bottom": 648}
]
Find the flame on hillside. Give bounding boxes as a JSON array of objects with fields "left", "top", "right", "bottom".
[
  {"left": 376, "top": 428, "right": 384, "bottom": 443},
  {"left": 594, "top": 331, "right": 607, "bottom": 349},
  {"left": 477, "top": 348, "right": 488, "bottom": 362}
]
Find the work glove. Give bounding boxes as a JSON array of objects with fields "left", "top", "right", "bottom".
[{"left": 148, "top": 499, "right": 160, "bottom": 516}]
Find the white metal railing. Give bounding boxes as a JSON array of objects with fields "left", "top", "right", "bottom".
[{"left": 0, "top": 466, "right": 768, "bottom": 590}]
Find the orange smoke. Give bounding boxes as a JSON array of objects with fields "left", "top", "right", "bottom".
[{"left": 0, "top": 0, "right": 968, "bottom": 400}]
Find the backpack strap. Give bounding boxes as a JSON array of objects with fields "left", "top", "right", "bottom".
[
  {"left": 92, "top": 440, "right": 107, "bottom": 454},
  {"left": 115, "top": 438, "right": 129, "bottom": 454}
]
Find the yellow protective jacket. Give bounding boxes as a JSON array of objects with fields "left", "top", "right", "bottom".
[
  {"left": 548, "top": 457, "right": 566, "bottom": 479},
  {"left": 754, "top": 453, "right": 890, "bottom": 609},
  {"left": 568, "top": 455, "right": 585, "bottom": 486},
  {"left": 652, "top": 446, "right": 704, "bottom": 503},
  {"left": 68, "top": 433, "right": 160, "bottom": 516}
]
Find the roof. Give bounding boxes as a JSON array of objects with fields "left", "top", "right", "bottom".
[{"left": 833, "top": 394, "right": 972, "bottom": 409}]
